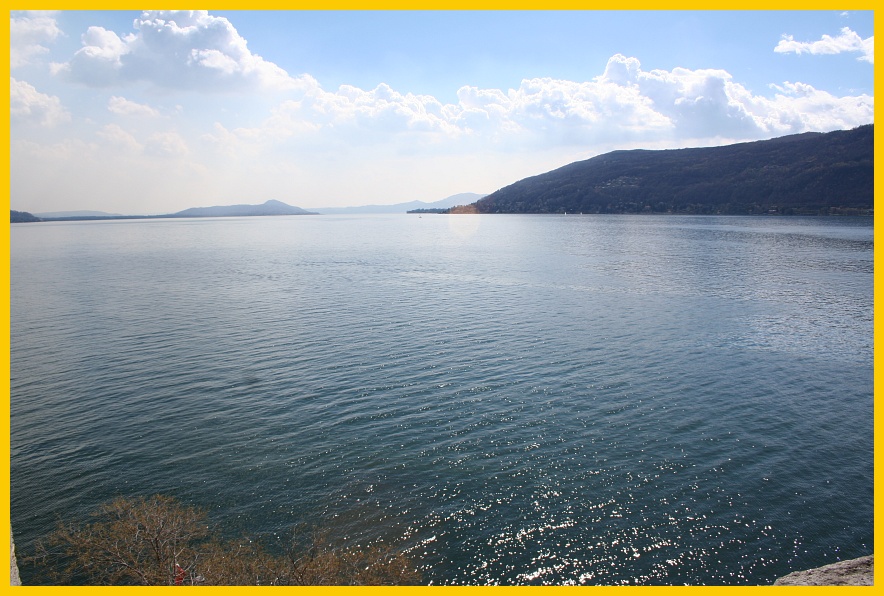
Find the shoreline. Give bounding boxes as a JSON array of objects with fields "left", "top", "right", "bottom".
[
  {"left": 10, "top": 539, "right": 871, "bottom": 586},
  {"left": 11, "top": 532, "right": 21, "bottom": 586},
  {"left": 773, "top": 555, "right": 873, "bottom": 586}
]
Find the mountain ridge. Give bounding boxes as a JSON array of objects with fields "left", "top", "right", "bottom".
[
  {"left": 309, "top": 193, "right": 487, "bottom": 214},
  {"left": 20, "top": 200, "right": 317, "bottom": 222},
  {"left": 34, "top": 210, "right": 122, "bottom": 218},
  {"left": 17, "top": 196, "right": 486, "bottom": 222},
  {"left": 172, "top": 199, "right": 316, "bottom": 217},
  {"left": 458, "top": 125, "right": 873, "bottom": 215}
]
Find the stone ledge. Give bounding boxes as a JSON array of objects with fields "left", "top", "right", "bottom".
[
  {"left": 774, "top": 555, "right": 873, "bottom": 586},
  {"left": 11, "top": 531, "right": 21, "bottom": 586}
]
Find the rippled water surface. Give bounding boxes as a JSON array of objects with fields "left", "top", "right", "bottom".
[{"left": 10, "top": 214, "right": 873, "bottom": 585}]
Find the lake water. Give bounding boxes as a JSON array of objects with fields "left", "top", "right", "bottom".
[{"left": 10, "top": 214, "right": 873, "bottom": 585}]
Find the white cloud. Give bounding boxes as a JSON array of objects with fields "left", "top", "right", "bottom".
[
  {"left": 598, "top": 54, "right": 642, "bottom": 86},
  {"left": 53, "top": 10, "right": 297, "bottom": 91},
  {"left": 775, "top": 27, "right": 874, "bottom": 64},
  {"left": 15, "top": 24, "right": 874, "bottom": 213},
  {"left": 201, "top": 122, "right": 246, "bottom": 158},
  {"left": 145, "top": 131, "right": 189, "bottom": 157},
  {"left": 11, "top": 137, "right": 209, "bottom": 214},
  {"left": 97, "top": 124, "right": 196, "bottom": 161},
  {"left": 450, "top": 74, "right": 675, "bottom": 150},
  {"left": 108, "top": 95, "right": 160, "bottom": 117},
  {"left": 763, "top": 81, "right": 874, "bottom": 131},
  {"left": 10, "top": 11, "right": 62, "bottom": 68},
  {"left": 96, "top": 123, "right": 143, "bottom": 152},
  {"left": 306, "top": 82, "right": 460, "bottom": 136},
  {"left": 202, "top": 53, "right": 873, "bottom": 160},
  {"left": 10, "top": 77, "right": 71, "bottom": 126}
]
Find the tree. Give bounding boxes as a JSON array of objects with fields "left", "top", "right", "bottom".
[
  {"left": 37, "top": 495, "right": 207, "bottom": 585},
  {"left": 31, "top": 495, "right": 421, "bottom": 586}
]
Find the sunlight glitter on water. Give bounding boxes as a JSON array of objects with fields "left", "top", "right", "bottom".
[{"left": 10, "top": 215, "right": 873, "bottom": 585}]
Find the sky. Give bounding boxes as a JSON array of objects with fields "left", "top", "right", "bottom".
[{"left": 9, "top": 10, "right": 875, "bottom": 214}]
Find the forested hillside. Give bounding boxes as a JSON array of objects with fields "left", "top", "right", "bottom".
[
  {"left": 468, "top": 125, "right": 873, "bottom": 215},
  {"left": 10, "top": 210, "right": 41, "bottom": 223}
]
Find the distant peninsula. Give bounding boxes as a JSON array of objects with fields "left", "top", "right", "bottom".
[
  {"left": 450, "top": 125, "right": 873, "bottom": 215},
  {"left": 10, "top": 210, "right": 41, "bottom": 223},
  {"left": 13, "top": 200, "right": 317, "bottom": 223},
  {"left": 35, "top": 210, "right": 123, "bottom": 218},
  {"left": 310, "top": 193, "right": 487, "bottom": 214}
]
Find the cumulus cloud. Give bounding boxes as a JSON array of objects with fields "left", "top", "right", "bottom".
[
  {"left": 598, "top": 54, "right": 642, "bottom": 85},
  {"left": 775, "top": 27, "right": 874, "bottom": 64},
  {"left": 96, "top": 123, "right": 142, "bottom": 152},
  {"left": 205, "top": 78, "right": 465, "bottom": 156},
  {"left": 305, "top": 82, "right": 460, "bottom": 136},
  {"left": 10, "top": 11, "right": 62, "bottom": 68},
  {"left": 53, "top": 10, "right": 297, "bottom": 91},
  {"left": 10, "top": 77, "right": 71, "bottom": 126},
  {"left": 762, "top": 81, "right": 874, "bottom": 131},
  {"left": 450, "top": 74, "right": 675, "bottom": 150},
  {"left": 203, "top": 53, "right": 872, "bottom": 158},
  {"left": 11, "top": 135, "right": 211, "bottom": 214},
  {"left": 108, "top": 96, "right": 160, "bottom": 117},
  {"left": 145, "top": 131, "right": 189, "bottom": 157}
]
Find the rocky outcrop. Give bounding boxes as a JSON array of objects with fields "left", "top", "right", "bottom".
[
  {"left": 11, "top": 531, "right": 21, "bottom": 585},
  {"left": 774, "top": 555, "right": 873, "bottom": 586}
]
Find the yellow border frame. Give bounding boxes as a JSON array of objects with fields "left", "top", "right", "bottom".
[{"left": 3, "top": 4, "right": 879, "bottom": 593}]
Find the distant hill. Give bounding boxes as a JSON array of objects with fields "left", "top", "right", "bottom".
[
  {"left": 310, "top": 193, "right": 487, "bottom": 214},
  {"left": 11, "top": 210, "right": 41, "bottom": 223},
  {"left": 35, "top": 210, "right": 121, "bottom": 218},
  {"left": 172, "top": 199, "right": 316, "bottom": 217},
  {"left": 466, "top": 125, "right": 873, "bottom": 215},
  {"left": 29, "top": 200, "right": 317, "bottom": 222}
]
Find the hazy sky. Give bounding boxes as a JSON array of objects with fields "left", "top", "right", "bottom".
[{"left": 10, "top": 10, "right": 874, "bottom": 214}]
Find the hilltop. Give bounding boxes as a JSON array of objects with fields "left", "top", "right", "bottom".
[
  {"left": 172, "top": 199, "right": 316, "bottom": 217},
  {"left": 310, "top": 193, "right": 487, "bottom": 214},
  {"left": 10, "top": 210, "right": 41, "bottom": 223},
  {"left": 19, "top": 200, "right": 317, "bottom": 222},
  {"left": 34, "top": 210, "right": 122, "bottom": 218},
  {"left": 460, "top": 125, "right": 873, "bottom": 215}
]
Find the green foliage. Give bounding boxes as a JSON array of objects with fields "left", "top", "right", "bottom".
[
  {"left": 30, "top": 495, "right": 421, "bottom": 586},
  {"left": 474, "top": 125, "right": 873, "bottom": 215}
]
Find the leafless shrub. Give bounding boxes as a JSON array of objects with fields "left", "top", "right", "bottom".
[{"left": 29, "top": 494, "right": 421, "bottom": 586}]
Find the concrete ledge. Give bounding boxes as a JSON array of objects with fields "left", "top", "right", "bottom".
[{"left": 774, "top": 555, "right": 873, "bottom": 586}]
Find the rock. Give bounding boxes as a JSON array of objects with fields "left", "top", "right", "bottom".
[
  {"left": 774, "top": 555, "right": 873, "bottom": 586},
  {"left": 11, "top": 531, "right": 21, "bottom": 585}
]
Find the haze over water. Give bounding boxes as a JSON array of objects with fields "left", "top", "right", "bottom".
[{"left": 10, "top": 214, "right": 873, "bottom": 585}]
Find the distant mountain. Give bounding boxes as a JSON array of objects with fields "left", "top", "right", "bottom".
[
  {"left": 171, "top": 200, "right": 317, "bottom": 217},
  {"left": 310, "top": 193, "right": 487, "bottom": 214},
  {"left": 463, "top": 125, "right": 873, "bottom": 215},
  {"left": 11, "top": 210, "right": 41, "bottom": 223},
  {"left": 35, "top": 210, "right": 122, "bottom": 218},
  {"left": 31, "top": 200, "right": 317, "bottom": 222}
]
